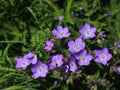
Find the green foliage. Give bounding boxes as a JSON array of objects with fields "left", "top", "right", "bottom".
[{"left": 0, "top": 0, "right": 120, "bottom": 89}]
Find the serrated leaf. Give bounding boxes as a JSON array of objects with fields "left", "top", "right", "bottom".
[{"left": 30, "top": 28, "right": 51, "bottom": 50}]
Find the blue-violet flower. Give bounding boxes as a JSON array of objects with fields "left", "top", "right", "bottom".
[
  {"left": 26, "top": 52, "right": 37, "bottom": 64},
  {"left": 44, "top": 39, "right": 54, "bottom": 52},
  {"left": 58, "top": 16, "right": 64, "bottom": 21},
  {"left": 74, "top": 49, "right": 92, "bottom": 66},
  {"left": 16, "top": 56, "right": 30, "bottom": 70},
  {"left": 49, "top": 54, "right": 63, "bottom": 70},
  {"left": 79, "top": 23, "right": 96, "bottom": 39},
  {"left": 68, "top": 37, "right": 85, "bottom": 53},
  {"left": 94, "top": 48, "right": 112, "bottom": 65},
  {"left": 52, "top": 25, "right": 70, "bottom": 39},
  {"left": 31, "top": 61, "right": 48, "bottom": 79},
  {"left": 67, "top": 56, "right": 77, "bottom": 72}
]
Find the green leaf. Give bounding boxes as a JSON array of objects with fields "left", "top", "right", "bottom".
[
  {"left": 110, "top": 0, "right": 117, "bottom": 11},
  {"left": 96, "top": 63, "right": 103, "bottom": 69},
  {"left": 95, "top": 70, "right": 100, "bottom": 78},
  {"left": 9, "top": 0, "right": 14, "bottom": 6},
  {"left": 30, "top": 27, "right": 51, "bottom": 50},
  {"left": 0, "top": 78, "right": 7, "bottom": 84},
  {"left": 0, "top": 67, "right": 15, "bottom": 72},
  {"left": 63, "top": 85, "right": 68, "bottom": 90},
  {"left": 26, "top": 7, "right": 39, "bottom": 25},
  {"left": 1, "top": 86, "right": 26, "bottom": 90},
  {"left": 45, "top": 0, "right": 61, "bottom": 15},
  {"left": 64, "top": 0, "right": 74, "bottom": 24},
  {"left": 50, "top": 73, "right": 61, "bottom": 80}
]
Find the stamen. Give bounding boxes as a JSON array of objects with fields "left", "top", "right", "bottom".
[
  {"left": 80, "top": 55, "right": 85, "bottom": 61},
  {"left": 37, "top": 67, "right": 42, "bottom": 73},
  {"left": 100, "top": 53, "right": 106, "bottom": 60},
  {"left": 85, "top": 30, "right": 90, "bottom": 36},
  {"left": 74, "top": 45, "right": 80, "bottom": 51},
  {"left": 21, "top": 62, "right": 27, "bottom": 67}
]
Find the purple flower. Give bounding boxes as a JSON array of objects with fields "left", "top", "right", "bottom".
[
  {"left": 105, "top": 13, "right": 112, "bottom": 16},
  {"left": 79, "top": 6, "right": 84, "bottom": 10},
  {"left": 31, "top": 61, "right": 48, "bottom": 79},
  {"left": 94, "top": 48, "right": 112, "bottom": 65},
  {"left": 79, "top": 23, "right": 96, "bottom": 39},
  {"left": 67, "top": 56, "right": 77, "bottom": 72},
  {"left": 16, "top": 56, "right": 30, "bottom": 70},
  {"left": 72, "top": 13, "right": 79, "bottom": 19},
  {"left": 26, "top": 52, "right": 37, "bottom": 64},
  {"left": 114, "top": 42, "right": 120, "bottom": 47},
  {"left": 54, "top": 80, "right": 58, "bottom": 86},
  {"left": 74, "top": 49, "right": 92, "bottom": 66},
  {"left": 68, "top": 37, "right": 85, "bottom": 53},
  {"left": 44, "top": 39, "right": 54, "bottom": 52},
  {"left": 117, "top": 66, "right": 120, "bottom": 73},
  {"left": 49, "top": 54, "right": 63, "bottom": 70},
  {"left": 58, "top": 16, "right": 64, "bottom": 21},
  {"left": 52, "top": 25, "right": 70, "bottom": 39},
  {"left": 61, "top": 65, "right": 69, "bottom": 73},
  {"left": 100, "top": 33, "right": 106, "bottom": 38}
]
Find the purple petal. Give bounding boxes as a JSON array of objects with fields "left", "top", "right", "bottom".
[
  {"left": 78, "top": 60, "right": 85, "bottom": 66},
  {"left": 106, "top": 54, "right": 112, "bottom": 61},
  {"left": 40, "top": 71, "right": 47, "bottom": 77},
  {"left": 44, "top": 46, "right": 51, "bottom": 51},
  {"left": 101, "top": 60, "right": 107, "bottom": 65},
  {"left": 75, "top": 38, "right": 82, "bottom": 44},
  {"left": 26, "top": 52, "right": 34, "bottom": 58},
  {"left": 84, "top": 60, "right": 90, "bottom": 65},
  {"left": 68, "top": 40, "right": 75, "bottom": 48},
  {"left": 74, "top": 53, "right": 80, "bottom": 60},
  {"left": 81, "top": 49, "right": 87, "bottom": 54},
  {"left": 57, "top": 25, "right": 63, "bottom": 32},
  {"left": 63, "top": 27, "right": 69, "bottom": 33},
  {"left": 64, "top": 33, "right": 70, "bottom": 38},
  {"left": 86, "top": 54, "right": 92, "bottom": 61},
  {"left": 31, "top": 55, "right": 37, "bottom": 64},
  {"left": 58, "top": 16, "right": 64, "bottom": 21},
  {"left": 52, "top": 30, "right": 58, "bottom": 36},
  {"left": 61, "top": 65, "right": 69, "bottom": 73},
  {"left": 91, "top": 27, "right": 96, "bottom": 33},
  {"left": 102, "top": 48, "right": 109, "bottom": 53},
  {"left": 94, "top": 50, "right": 101, "bottom": 56},
  {"left": 94, "top": 57, "right": 101, "bottom": 63},
  {"left": 84, "top": 23, "right": 90, "bottom": 29},
  {"left": 33, "top": 73, "right": 40, "bottom": 79}
]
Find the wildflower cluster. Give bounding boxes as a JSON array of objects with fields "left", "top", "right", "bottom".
[
  {"left": 16, "top": 52, "right": 48, "bottom": 78},
  {"left": 15, "top": 23, "right": 112, "bottom": 80}
]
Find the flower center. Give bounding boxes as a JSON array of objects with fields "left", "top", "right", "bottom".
[
  {"left": 85, "top": 30, "right": 91, "bottom": 36},
  {"left": 37, "top": 66, "right": 42, "bottom": 73},
  {"left": 58, "top": 32, "right": 64, "bottom": 37},
  {"left": 80, "top": 55, "right": 86, "bottom": 61},
  {"left": 48, "top": 44, "right": 52, "bottom": 48},
  {"left": 70, "top": 61, "right": 75, "bottom": 67},
  {"left": 74, "top": 45, "right": 80, "bottom": 51},
  {"left": 21, "top": 61, "right": 27, "bottom": 67},
  {"left": 54, "top": 60, "right": 59, "bottom": 67},
  {"left": 48, "top": 43, "right": 53, "bottom": 48},
  {"left": 100, "top": 53, "right": 106, "bottom": 60}
]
